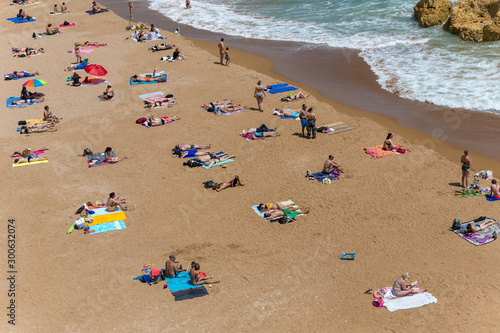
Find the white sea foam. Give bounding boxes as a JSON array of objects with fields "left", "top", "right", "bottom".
[{"left": 148, "top": 0, "right": 500, "bottom": 112}]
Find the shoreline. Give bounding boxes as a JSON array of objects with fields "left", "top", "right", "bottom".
[{"left": 100, "top": 0, "right": 500, "bottom": 174}]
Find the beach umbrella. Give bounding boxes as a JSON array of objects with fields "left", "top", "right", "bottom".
[
  {"left": 84, "top": 64, "right": 107, "bottom": 77},
  {"left": 22, "top": 78, "right": 47, "bottom": 94},
  {"left": 22, "top": 78, "right": 47, "bottom": 87}
]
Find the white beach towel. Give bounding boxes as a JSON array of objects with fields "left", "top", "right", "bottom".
[{"left": 383, "top": 292, "right": 437, "bottom": 312}]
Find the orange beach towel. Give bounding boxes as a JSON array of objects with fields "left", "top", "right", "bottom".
[{"left": 364, "top": 145, "right": 404, "bottom": 159}]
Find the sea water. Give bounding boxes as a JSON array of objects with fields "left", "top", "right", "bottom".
[{"left": 148, "top": 0, "right": 500, "bottom": 113}]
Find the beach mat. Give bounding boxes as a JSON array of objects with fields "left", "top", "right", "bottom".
[
  {"left": 90, "top": 206, "right": 123, "bottom": 216},
  {"left": 268, "top": 83, "right": 289, "bottom": 90},
  {"left": 317, "top": 122, "right": 356, "bottom": 135},
  {"left": 384, "top": 292, "right": 437, "bottom": 312},
  {"left": 4, "top": 71, "right": 35, "bottom": 80},
  {"left": 12, "top": 159, "right": 48, "bottom": 167},
  {"left": 59, "top": 23, "right": 76, "bottom": 27},
  {"left": 312, "top": 172, "right": 339, "bottom": 182},
  {"left": 85, "top": 211, "right": 126, "bottom": 226},
  {"left": 130, "top": 74, "right": 167, "bottom": 86},
  {"left": 89, "top": 220, "right": 126, "bottom": 234},
  {"left": 268, "top": 86, "right": 298, "bottom": 94},
  {"left": 139, "top": 91, "right": 164, "bottom": 101},
  {"left": 7, "top": 17, "right": 36, "bottom": 23},
  {"left": 34, "top": 33, "right": 59, "bottom": 38},
  {"left": 68, "top": 49, "right": 93, "bottom": 54},
  {"left": 6, "top": 97, "right": 39, "bottom": 108},
  {"left": 364, "top": 145, "right": 401, "bottom": 159},
  {"left": 165, "top": 271, "right": 205, "bottom": 292},
  {"left": 450, "top": 217, "right": 500, "bottom": 246},
  {"left": 171, "top": 286, "right": 209, "bottom": 301},
  {"left": 215, "top": 109, "right": 246, "bottom": 116},
  {"left": 486, "top": 195, "right": 500, "bottom": 201},
  {"left": 280, "top": 111, "right": 300, "bottom": 119},
  {"left": 131, "top": 34, "right": 166, "bottom": 42},
  {"left": 85, "top": 9, "right": 109, "bottom": 15},
  {"left": 251, "top": 200, "right": 306, "bottom": 221}
]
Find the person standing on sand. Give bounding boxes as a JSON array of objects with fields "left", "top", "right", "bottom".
[
  {"left": 305, "top": 107, "right": 316, "bottom": 139},
  {"left": 224, "top": 47, "right": 230, "bottom": 67},
  {"left": 298, "top": 104, "right": 307, "bottom": 137},
  {"left": 129, "top": 1, "right": 133, "bottom": 21},
  {"left": 218, "top": 38, "right": 225, "bottom": 65},
  {"left": 461, "top": 150, "right": 471, "bottom": 188},
  {"left": 74, "top": 42, "right": 81, "bottom": 64},
  {"left": 254, "top": 80, "right": 266, "bottom": 112}
]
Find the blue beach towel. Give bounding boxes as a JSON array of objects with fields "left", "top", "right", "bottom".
[
  {"left": 179, "top": 149, "right": 198, "bottom": 158},
  {"left": 130, "top": 74, "right": 167, "bottom": 86},
  {"left": 165, "top": 271, "right": 204, "bottom": 292},
  {"left": 312, "top": 172, "right": 339, "bottom": 182},
  {"left": 4, "top": 72, "right": 34, "bottom": 80},
  {"left": 89, "top": 220, "right": 126, "bottom": 234},
  {"left": 268, "top": 83, "right": 289, "bottom": 90},
  {"left": 280, "top": 112, "right": 300, "bottom": 119},
  {"left": 486, "top": 195, "right": 500, "bottom": 202},
  {"left": 6, "top": 97, "right": 39, "bottom": 108},
  {"left": 85, "top": 9, "right": 109, "bottom": 15},
  {"left": 7, "top": 17, "right": 36, "bottom": 23},
  {"left": 268, "top": 86, "right": 298, "bottom": 94}
]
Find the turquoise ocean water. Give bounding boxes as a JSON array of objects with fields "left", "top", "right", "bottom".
[{"left": 148, "top": 0, "right": 500, "bottom": 113}]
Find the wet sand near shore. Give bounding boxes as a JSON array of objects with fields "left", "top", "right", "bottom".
[{"left": 101, "top": 0, "right": 500, "bottom": 174}]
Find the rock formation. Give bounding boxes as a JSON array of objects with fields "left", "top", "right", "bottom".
[
  {"left": 414, "top": 0, "right": 453, "bottom": 27},
  {"left": 443, "top": 0, "right": 500, "bottom": 41}
]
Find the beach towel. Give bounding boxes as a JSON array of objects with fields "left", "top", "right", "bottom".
[
  {"left": 7, "top": 17, "right": 36, "bottom": 23},
  {"left": 11, "top": 1, "right": 40, "bottom": 5},
  {"left": 34, "top": 33, "right": 59, "bottom": 38},
  {"left": 251, "top": 200, "right": 306, "bottom": 221},
  {"left": 17, "top": 122, "right": 47, "bottom": 131},
  {"left": 268, "top": 85, "right": 298, "bottom": 95},
  {"left": 268, "top": 83, "right": 289, "bottom": 90},
  {"left": 11, "top": 149, "right": 45, "bottom": 157},
  {"left": 364, "top": 145, "right": 406, "bottom": 159},
  {"left": 164, "top": 271, "right": 205, "bottom": 292},
  {"left": 90, "top": 206, "right": 123, "bottom": 216},
  {"left": 89, "top": 220, "right": 126, "bottom": 234},
  {"left": 383, "top": 291, "right": 437, "bottom": 312},
  {"left": 3, "top": 71, "right": 34, "bottom": 80},
  {"left": 486, "top": 195, "right": 500, "bottom": 201},
  {"left": 317, "top": 122, "right": 356, "bottom": 135},
  {"left": 312, "top": 172, "right": 339, "bottom": 182},
  {"left": 450, "top": 217, "right": 500, "bottom": 246},
  {"left": 68, "top": 49, "right": 93, "bottom": 54},
  {"left": 139, "top": 91, "right": 164, "bottom": 101},
  {"left": 85, "top": 9, "right": 109, "bottom": 15},
  {"left": 12, "top": 159, "right": 48, "bottom": 167},
  {"left": 6, "top": 97, "right": 39, "bottom": 108},
  {"left": 454, "top": 188, "right": 490, "bottom": 197},
  {"left": 131, "top": 34, "right": 165, "bottom": 42},
  {"left": 79, "top": 76, "right": 107, "bottom": 87},
  {"left": 59, "top": 22, "right": 76, "bottom": 27},
  {"left": 171, "top": 285, "right": 209, "bottom": 301},
  {"left": 279, "top": 111, "right": 300, "bottom": 119},
  {"left": 130, "top": 74, "right": 167, "bottom": 86},
  {"left": 214, "top": 108, "right": 246, "bottom": 116},
  {"left": 85, "top": 211, "right": 126, "bottom": 226}
]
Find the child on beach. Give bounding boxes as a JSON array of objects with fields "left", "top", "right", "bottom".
[{"left": 224, "top": 47, "right": 230, "bottom": 67}]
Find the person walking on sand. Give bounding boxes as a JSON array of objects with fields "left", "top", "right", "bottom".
[
  {"left": 305, "top": 107, "right": 316, "bottom": 139},
  {"left": 128, "top": 1, "right": 133, "bottom": 21},
  {"left": 218, "top": 38, "right": 225, "bottom": 65},
  {"left": 461, "top": 150, "right": 471, "bottom": 188},
  {"left": 298, "top": 104, "right": 307, "bottom": 137},
  {"left": 254, "top": 80, "right": 266, "bottom": 112}
]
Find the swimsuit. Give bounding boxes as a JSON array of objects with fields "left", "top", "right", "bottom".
[
  {"left": 229, "top": 177, "right": 237, "bottom": 187},
  {"left": 301, "top": 118, "right": 307, "bottom": 128},
  {"left": 253, "top": 132, "right": 264, "bottom": 138},
  {"left": 161, "top": 118, "right": 166, "bottom": 125},
  {"left": 462, "top": 165, "right": 470, "bottom": 171},
  {"left": 256, "top": 93, "right": 263, "bottom": 98}
]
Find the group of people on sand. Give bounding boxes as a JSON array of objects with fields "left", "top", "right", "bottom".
[
  {"left": 217, "top": 38, "right": 230, "bottom": 67},
  {"left": 52, "top": 2, "right": 70, "bottom": 14}
]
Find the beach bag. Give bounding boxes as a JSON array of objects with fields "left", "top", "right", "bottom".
[
  {"left": 18, "top": 120, "right": 27, "bottom": 126},
  {"left": 63, "top": 21, "right": 70, "bottom": 26},
  {"left": 396, "top": 147, "right": 408, "bottom": 154},
  {"left": 172, "top": 147, "right": 182, "bottom": 156},
  {"left": 204, "top": 181, "right": 215, "bottom": 189},
  {"left": 136, "top": 117, "right": 147, "bottom": 124},
  {"left": 186, "top": 159, "right": 199, "bottom": 168},
  {"left": 278, "top": 216, "right": 294, "bottom": 224},
  {"left": 165, "top": 94, "right": 173, "bottom": 98},
  {"left": 74, "top": 218, "right": 85, "bottom": 229},
  {"left": 206, "top": 106, "right": 215, "bottom": 112},
  {"left": 372, "top": 299, "right": 384, "bottom": 307},
  {"left": 451, "top": 219, "right": 461, "bottom": 230}
]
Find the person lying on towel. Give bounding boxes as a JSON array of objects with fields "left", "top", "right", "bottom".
[
  {"left": 5, "top": 70, "right": 39, "bottom": 80},
  {"left": 13, "top": 156, "right": 47, "bottom": 164},
  {"left": 151, "top": 42, "right": 173, "bottom": 52},
  {"left": 132, "top": 74, "right": 165, "bottom": 83},
  {"left": 280, "top": 91, "right": 309, "bottom": 102},
  {"left": 19, "top": 123, "right": 57, "bottom": 134},
  {"left": 215, "top": 175, "right": 244, "bottom": 192},
  {"left": 240, "top": 130, "right": 280, "bottom": 140},
  {"left": 263, "top": 206, "right": 309, "bottom": 220},
  {"left": 465, "top": 219, "right": 498, "bottom": 236},
  {"left": 145, "top": 115, "right": 180, "bottom": 127},
  {"left": 144, "top": 97, "right": 176, "bottom": 108},
  {"left": 243, "top": 124, "right": 276, "bottom": 133}
]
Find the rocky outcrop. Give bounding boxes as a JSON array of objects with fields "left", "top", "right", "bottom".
[
  {"left": 414, "top": 0, "right": 453, "bottom": 27},
  {"left": 443, "top": 0, "right": 500, "bottom": 41}
]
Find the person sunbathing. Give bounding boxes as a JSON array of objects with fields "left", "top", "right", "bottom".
[
  {"left": 323, "top": 155, "right": 344, "bottom": 174},
  {"left": 61, "top": 2, "right": 69, "bottom": 13},
  {"left": 392, "top": 273, "right": 426, "bottom": 297},
  {"left": 174, "top": 143, "right": 211, "bottom": 157},
  {"left": 263, "top": 206, "right": 309, "bottom": 220},
  {"left": 240, "top": 130, "right": 280, "bottom": 140},
  {"left": 19, "top": 124, "right": 56, "bottom": 134},
  {"left": 132, "top": 74, "right": 165, "bottom": 82},
  {"left": 17, "top": 9, "right": 32, "bottom": 20},
  {"left": 92, "top": 1, "right": 102, "bottom": 13},
  {"left": 272, "top": 109, "right": 299, "bottom": 117},
  {"left": 12, "top": 147, "right": 49, "bottom": 157},
  {"left": 189, "top": 263, "right": 220, "bottom": 286},
  {"left": 150, "top": 43, "right": 173, "bottom": 52},
  {"left": 210, "top": 102, "right": 247, "bottom": 114},
  {"left": 52, "top": 4, "right": 60, "bottom": 13},
  {"left": 257, "top": 202, "right": 296, "bottom": 212},
  {"left": 215, "top": 175, "right": 244, "bottom": 192},
  {"left": 104, "top": 147, "right": 127, "bottom": 163},
  {"left": 11, "top": 96, "right": 45, "bottom": 105},
  {"left": 13, "top": 156, "right": 47, "bottom": 164},
  {"left": 194, "top": 153, "right": 234, "bottom": 167},
  {"left": 144, "top": 97, "right": 176, "bottom": 108},
  {"left": 106, "top": 192, "right": 127, "bottom": 212},
  {"left": 244, "top": 124, "right": 276, "bottom": 133},
  {"left": 465, "top": 219, "right": 498, "bottom": 236},
  {"left": 64, "top": 61, "right": 87, "bottom": 72},
  {"left": 43, "top": 105, "right": 62, "bottom": 122},
  {"left": 281, "top": 92, "right": 309, "bottom": 102},
  {"left": 103, "top": 85, "right": 114, "bottom": 100},
  {"left": 383, "top": 133, "right": 397, "bottom": 151},
  {"left": 172, "top": 48, "right": 187, "bottom": 60},
  {"left": 12, "top": 47, "right": 43, "bottom": 54},
  {"left": 7, "top": 71, "right": 39, "bottom": 79},
  {"left": 146, "top": 115, "right": 180, "bottom": 126},
  {"left": 45, "top": 23, "right": 60, "bottom": 35}
]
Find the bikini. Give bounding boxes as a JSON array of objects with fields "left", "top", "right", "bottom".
[{"left": 391, "top": 279, "right": 403, "bottom": 295}]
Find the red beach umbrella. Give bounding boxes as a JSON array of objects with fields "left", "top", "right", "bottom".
[{"left": 84, "top": 64, "right": 108, "bottom": 77}]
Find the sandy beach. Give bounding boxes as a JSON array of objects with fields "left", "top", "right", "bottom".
[{"left": 2, "top": 1, "right": 500, "bottom": 332}]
